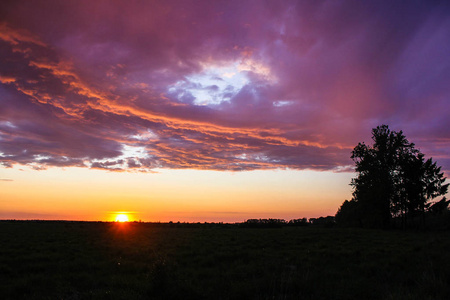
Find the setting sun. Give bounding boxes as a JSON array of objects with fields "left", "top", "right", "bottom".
[{"left": 115, "top": 214, "right": 129, "bottom": 222}]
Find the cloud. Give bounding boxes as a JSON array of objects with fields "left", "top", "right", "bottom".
[{"left": 1, "top": 0, "right": 449, "bottom": 173}]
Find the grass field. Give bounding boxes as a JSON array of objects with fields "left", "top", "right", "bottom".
[{"left": 1, "top": 221, "right": 449, "bottom": 299}]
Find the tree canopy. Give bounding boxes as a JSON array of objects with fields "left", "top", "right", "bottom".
[{"left": 336, "top": 125, "right": 448, "bottom": 229}]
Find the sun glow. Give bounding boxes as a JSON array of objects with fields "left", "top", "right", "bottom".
[{"left": 115, "top": 214, "right": 129, "bottom": 222}]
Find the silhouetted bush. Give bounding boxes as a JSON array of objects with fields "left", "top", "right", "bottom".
[
  {"left": 240, "top": 218, "right": 286, "bottom": 228},
  {"left": 287, "top": 218, "right": 309, "bottom": 227},
  {"left": 309, "top": 216, "right": 335, "bottom": 227}
]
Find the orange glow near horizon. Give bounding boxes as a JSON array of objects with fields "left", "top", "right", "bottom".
[{"left": 0, "top": 165, "right": 355, "bottom": 223}]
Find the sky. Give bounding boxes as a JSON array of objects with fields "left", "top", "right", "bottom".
[{"left": 1, "top": 0, "right": 449, "bottom": 222}]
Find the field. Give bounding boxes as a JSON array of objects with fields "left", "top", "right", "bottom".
[{"left": 1, "top": 221, "right": 449, "bottom": 299}]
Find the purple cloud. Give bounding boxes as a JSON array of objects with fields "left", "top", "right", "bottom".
[{"left": 1, "top": 1, "right": 449, "bottom": 173}]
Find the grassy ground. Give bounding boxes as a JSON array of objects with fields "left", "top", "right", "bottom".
[{"left": 1, "top": 221, "right": 449, "bottom": 299}]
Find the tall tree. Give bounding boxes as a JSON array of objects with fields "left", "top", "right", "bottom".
[{"left": 336, "top": 125, "right": 448, "bottom": 228}]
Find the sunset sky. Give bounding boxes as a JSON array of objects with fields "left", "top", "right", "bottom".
[{"left": 1, "top": 0, "right": 449, "bottom": 222}]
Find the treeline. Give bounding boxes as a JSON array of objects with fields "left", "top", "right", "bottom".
[
  {"left": 0, "top": 219, "right": 336, "bottom": 228},
  {"left": 240, "top": 217, "right": 335, "bottom": 228}
]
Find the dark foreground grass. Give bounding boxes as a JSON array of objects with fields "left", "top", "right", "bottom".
[{"left": 1, "top": 221, "right": 449, "bottom": 299}]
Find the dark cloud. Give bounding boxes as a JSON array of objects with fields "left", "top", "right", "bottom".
[{"left": 1, "top": 0, "right": 449, "bottom": 173}]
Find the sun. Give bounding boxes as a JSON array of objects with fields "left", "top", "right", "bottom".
[{"left": 115, "top": 214, "right": 129, "bottom": 222}]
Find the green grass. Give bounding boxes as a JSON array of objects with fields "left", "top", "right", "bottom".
[{"left": 1, "top": 221, "right": 449, "bottom": 299}]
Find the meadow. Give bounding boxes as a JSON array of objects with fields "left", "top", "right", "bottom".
[{"left": 1, "top": 221, "right": 449, "bottom": 299}]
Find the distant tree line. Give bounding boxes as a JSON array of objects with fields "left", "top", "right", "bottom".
[
  {"left": 336, "top": 125, "right": 449, "bottom": 229},
  {"left": 240, "top": 217, "right": 335, "bottom": 228},
  {"left": 308, "top": 216, "right": 336, "bottom": 227}
]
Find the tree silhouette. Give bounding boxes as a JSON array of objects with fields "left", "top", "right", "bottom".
[
  {"left": 428, "top": 197, "right": 449, "bottom": 215},
  {"left": 336, "top": 125, "right": 448, "bottom": 229}
]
